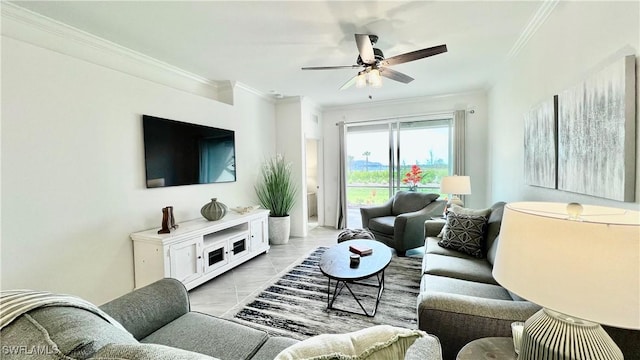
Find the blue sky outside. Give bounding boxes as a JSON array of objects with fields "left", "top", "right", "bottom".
[{"left": 347, "top": 127, "right": 450, "bottom": 167}]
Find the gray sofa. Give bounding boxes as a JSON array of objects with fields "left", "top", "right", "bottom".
[
  {"left": 0, "top": 278, "right": 298, "bottom": 360},
  {"left": 360, "top": 191, "right": 446, "bottom": 256},
  {"left": 1, "top": 278, "right": 445, "bottom": 359},
  {"left": 416, "top": 202, "right": 640, "bottom": 360},
  {"left": 99, "top": 278, "right": 298, "bottom": 360}
]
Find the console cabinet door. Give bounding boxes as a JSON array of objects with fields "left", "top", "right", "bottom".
[
  {"left": 228, "top": 234, "right": 249, "bottom": 262},
  {"left": 250, "top": 217, "right": 268, "bottom": 252},
  {"left": 169, "top": 238, "right": 203, "bottom": 284},
  {"left": 203, "top": 240, "right": 229, "bottom": 274}
]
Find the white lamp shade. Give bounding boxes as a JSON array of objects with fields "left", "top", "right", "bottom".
[
  {"left": 493, "top": 202, "right": 640, "bottom": 329},
  {"left": 439, "top": 176, "right": 471, "bottom": 195}
]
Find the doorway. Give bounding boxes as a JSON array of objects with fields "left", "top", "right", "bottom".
[
  {"left": 305, "top": 139, "right": 320, "bottom": 231},
  {"left": 344, "top": 118, "right": 453, "bottom": 228}
]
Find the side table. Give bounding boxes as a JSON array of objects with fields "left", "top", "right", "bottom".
[{"left": 456, "top": 337, "right": 516, "bottom": 360}]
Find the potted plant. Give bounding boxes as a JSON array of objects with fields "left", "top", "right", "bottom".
[
  {"left": 402, "top": 164, "right": 423, "bottom": 191},
  {"left": 255, "top": 154, "right": 297, "bottom": 244}
]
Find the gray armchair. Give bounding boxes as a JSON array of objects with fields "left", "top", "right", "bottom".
[{"left": 360, "top": 191, "right": 445, "bottom": 256}]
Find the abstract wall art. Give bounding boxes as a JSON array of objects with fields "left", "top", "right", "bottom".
[
  {"left": 524, "top": 96, "right": 557, "bottom": 189},
  {"left": 557, "top": 55, "right": 636, "bottom": 202}
]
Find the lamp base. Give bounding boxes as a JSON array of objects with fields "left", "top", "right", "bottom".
[
  {"left": 447, "top": 196, "right": 464, "bottom": 207},
  {"left": 519, "top": 308, "right": 622, "bottom": 360}
]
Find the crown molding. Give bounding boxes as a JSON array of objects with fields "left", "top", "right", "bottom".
[
  {"left": 323, "top": 89, "right": 486, "bottom": 112},
  {"left": 506, "top": 0, "right": 559, "bottom": 61},
  {"left": 1, "top": 2, "right": 224, "bottom": 99},
  {"left": 233, "top": 82, "right": 276, "bottom": 103}
]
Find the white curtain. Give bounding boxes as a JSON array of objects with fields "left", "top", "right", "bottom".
[
  {"left": 453, "top": 110, "right": 466, "bottom": 176},
  {"left": 453, "top": 110, "right": 467, "bottom": 201},
  {"left": 336, "top": 122, "right": 347, "bottom": 229}
]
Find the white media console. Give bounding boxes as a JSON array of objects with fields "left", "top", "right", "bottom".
[{"left": 130, "top": 209, "right": 270, "bottom": 290}]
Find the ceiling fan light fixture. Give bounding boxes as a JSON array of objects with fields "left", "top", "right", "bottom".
[
  {"left": 355, "top": 72, "right": 367, "bottom": 88},
  {"left": 368, "top": 68, "right": 382, "bottom": 88}
]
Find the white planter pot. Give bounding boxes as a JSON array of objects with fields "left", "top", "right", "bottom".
[{"left": 268, "top": 216, "right": 291, "bottom": 245}]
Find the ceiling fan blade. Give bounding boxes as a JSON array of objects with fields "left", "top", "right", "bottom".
[
  {"left": 381, "top": 44, "right": 447, "bottom": 67},
  {"left": 339, "top": 74, "right": 359, "bottom": 90},
  {"left": 379, "top": 67, "right": 414, "bottom": 84},
  {"left": 355, "top": 34, "right": 376, "bottom": 64},
  {"left": 301, "top": 65, "right": 361, "bottom": 70}
]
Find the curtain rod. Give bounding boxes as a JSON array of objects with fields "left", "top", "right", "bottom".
[{"left": 335, "top": 110, "right": 459, "bottom": 126}]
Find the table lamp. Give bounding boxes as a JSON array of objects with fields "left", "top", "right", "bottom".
[
  {"left": 493, "top": 202, "right": 640, "bottom": 360},
  {"left": 439, "top": 175, "right": 471, "bottom": 208}
]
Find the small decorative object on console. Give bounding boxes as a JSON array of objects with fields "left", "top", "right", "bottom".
[
  {"left": 201, "top": 198, "right": 228, "bottom": 221},
  {"left": 231, "top": 205, "right": 260, "bottom": 214},
  {"left": 349, "top": 245, "right": 373, "bottom": 256},
  {"left": 158, "top": 206, "right": 178, "bottom": 234}
]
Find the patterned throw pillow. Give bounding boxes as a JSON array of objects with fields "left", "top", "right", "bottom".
[
  {"left": 437, "top": 205, "right": 491, "bottom": 238},
  {"left": 438, "top": 213, "right": 488, "bottom": 258}
]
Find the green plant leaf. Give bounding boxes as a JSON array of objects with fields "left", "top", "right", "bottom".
[{"left": 254, "top": 155, "right": 298, "bottom": 217}]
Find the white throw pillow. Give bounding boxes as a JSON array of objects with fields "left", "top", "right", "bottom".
[{"left": 274, "top": 325, "right": 426, "bottom": 360}]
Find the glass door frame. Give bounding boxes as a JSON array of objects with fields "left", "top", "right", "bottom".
[{"left": 344, "top": 113, "right": 454, "bottom": 227}]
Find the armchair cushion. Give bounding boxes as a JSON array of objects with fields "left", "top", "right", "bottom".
[
  {"left": 368, "top": 216, "right": 395, "bottom": 235},
  {"left": 392, "top": 192, "right": 439, "bottom": 216}
]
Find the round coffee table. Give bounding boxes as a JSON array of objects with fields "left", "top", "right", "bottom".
[{"left": 319, "top": 239, "right": 392, "bottom": 317}]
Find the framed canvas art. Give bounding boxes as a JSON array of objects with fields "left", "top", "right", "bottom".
[
  {"left": 557, "top": 55, "right": 636, "bottom": 202},
  {"left": 524, "top": 96, "right": 557, "bottom": 189}
]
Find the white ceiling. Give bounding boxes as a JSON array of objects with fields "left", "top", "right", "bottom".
[{"left": 13, "top": 1, "right": 545, "bottom": 107}]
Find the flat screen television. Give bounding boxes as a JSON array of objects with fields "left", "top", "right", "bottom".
[{"left": 142, "top": 115, "right": 236, "bottom": 188}]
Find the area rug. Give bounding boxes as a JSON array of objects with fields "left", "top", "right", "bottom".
[{"left": 227, "top": 247, "right": 422, "bottom": 340}]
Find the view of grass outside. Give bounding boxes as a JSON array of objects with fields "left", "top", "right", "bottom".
[{"left": 347, "top": 165, "right": 449, "bottom": 206}]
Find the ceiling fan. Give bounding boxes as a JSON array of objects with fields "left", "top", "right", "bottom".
[{"left": 301, "top": 34, "right": 447, "bottom": 90}]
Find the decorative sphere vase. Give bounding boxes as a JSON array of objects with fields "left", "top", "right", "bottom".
[{"left": 201, "top": 198, "right": 228, "bottom": 221}]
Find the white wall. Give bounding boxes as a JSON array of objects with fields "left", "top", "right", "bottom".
[
  {"left": 1, "top": 36, "right": 276, "bottom": 304},
  {"left": 321, "top": 92, "right": 489, "bottom": 228},
  {"left": 275, "top": 98, "right": 306, "bottom": 237},
  {"left": 487, "top": 1, "right": 640, "bottom": 209}
]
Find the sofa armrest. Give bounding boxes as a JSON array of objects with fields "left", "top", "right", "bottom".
[
  {"left": 100, "top": 278, "right": 190, "bottom": 340},
  {"left": 417, "top": 291, "right": 540, "bottom": 360},
  {"left": 424, "top": 220, "right": 446, "bottom": 238},
  {"left": 360, "top": 197, "right": 393, "bottom": 228}
]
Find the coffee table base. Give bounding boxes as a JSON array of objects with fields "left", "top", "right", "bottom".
[{"left": 326, "top": 270, "right": 385, "bottom": 317}]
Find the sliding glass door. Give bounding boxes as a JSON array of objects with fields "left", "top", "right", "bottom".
[{"left": 345, "top": 117, "right": 453, "bottom": 228}]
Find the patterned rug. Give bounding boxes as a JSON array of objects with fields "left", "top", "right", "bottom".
[{"left": 226, "top": 247, "right": 422, "bottom": 339}]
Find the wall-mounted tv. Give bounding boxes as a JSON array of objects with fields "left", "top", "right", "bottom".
[{"left": 142, "top": 115, "right": 236, "bottom": 188}]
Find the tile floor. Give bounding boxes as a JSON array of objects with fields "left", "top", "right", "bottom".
[
  {"left": 189, "top": 225, "right": 341, "bottom": 317},
  {"left": 189, "top": 222, "right": 425, "bottom": 318}
]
